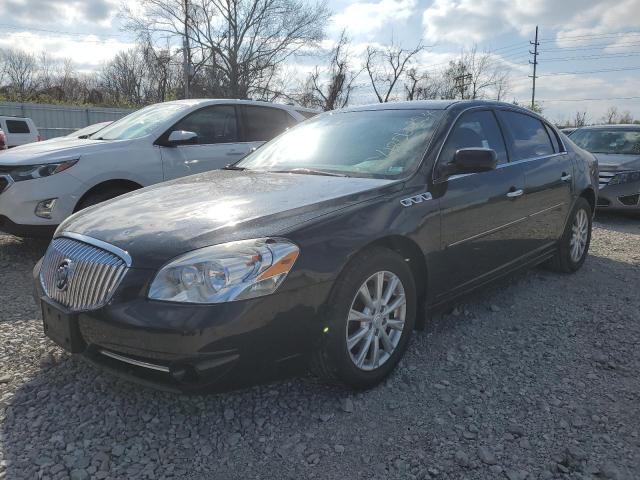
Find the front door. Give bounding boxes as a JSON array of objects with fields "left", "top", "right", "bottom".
[
  {"left": 160, "top": 105, "right": 249, "bottom": 180},
  {"left": 432, "top": 109, "right": 531, "bottom": 296}
]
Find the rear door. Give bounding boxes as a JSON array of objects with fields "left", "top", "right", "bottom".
[
  {"left": 496, "top": 110, "right": 573, "bottom": 250},
  {"left": 433, "top": 109, "right": 531, "bottom": 295},
  {"left": 160, "top": 105, "right": 242, "bottom": 180},
  {"left": 240, "top": 105, "right": 295, "bottom": 152}
]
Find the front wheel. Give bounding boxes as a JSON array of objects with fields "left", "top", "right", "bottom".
[
  {"left": 310, "top": 247, "right": 416, "bottom": 389},
  {"left": 545, "top": 197, "right": 592, "bottom": 273}
]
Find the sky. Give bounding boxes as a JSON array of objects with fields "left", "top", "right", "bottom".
[{"left": 0, "top": 0, "right": 640, "bottom": 124}]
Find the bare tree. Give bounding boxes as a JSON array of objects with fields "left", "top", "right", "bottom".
[
  {"left": 404, "top": 68, "right": 440, "bottom": 100},
  {"left": 299, "top": 31, "right": 360, "bottom": 110},
  {"left": 122, "top": 0, "right": 330, "bottom": 99},
  {"left": 572, "top": 111, "right": 589, "bottom": 127},
  {"left": 618, "top": 110, "right": 634, "bottom": 124},
  {"left": 365, "top": 40, "right": 424, "bottom": 103},
  {"left": 1, "top": 48, "right": 38, "bottom": 101},
  {"left": 602, "top": 106, "right": 619, "bottom": 124}
]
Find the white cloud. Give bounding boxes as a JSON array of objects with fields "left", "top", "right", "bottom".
[
  {"left": 422, "top": 0, "right": 640, "bottom": 45},
  {"left": 332, "top": 0, "right": 417, "bottom": 37}
]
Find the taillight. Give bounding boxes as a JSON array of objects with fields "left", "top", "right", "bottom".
[
  {"left": 0, "top": 132, "right": 6, "bottom": 150},
  {"left": 37, "top": 135, "right": 44, "bottom": 142}
]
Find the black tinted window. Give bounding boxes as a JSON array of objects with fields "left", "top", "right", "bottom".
[
  {"left": 173, "top": 106, "right": 238, "bottom": 144},
  {"left": 498, "top": 111, "right": 554, "bottom": 160},
  {"left": 545, "top": 124, "right": 561, "bottom": 152},
  {"left": 440, "top": 110, "right": 508, "bottom": 167},
  {"left": 6, "top": 120, "right": 30, "bottom": 134},
  {"left": 243, "top": 106, "right": 290, "bottom": 142}
]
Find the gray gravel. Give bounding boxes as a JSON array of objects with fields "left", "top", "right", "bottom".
[{"left": 1, "top": 213, "right": 639, "bottom": 480}]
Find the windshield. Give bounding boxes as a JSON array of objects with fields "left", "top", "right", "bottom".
[
  {"left": 571, "top": 128, "right": 640, "bottom": 155},
  {"left": 237, "top": 109, "right": 443, "bottom": 179},
  {"left": 90, "top": 103, "right": 189, "bottom": 141}
]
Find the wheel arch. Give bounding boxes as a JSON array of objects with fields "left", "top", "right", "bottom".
[
  {"left": 74, "top": 179, "right": 143, "bottom": 213},
  {"left": 579, "top": 186, "right": 596, "bottom": 214}
]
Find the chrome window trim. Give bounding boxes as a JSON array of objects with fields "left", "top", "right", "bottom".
[
  {"left": 433, "top": 105, "right": 568, "bottom": 185},
  {"left": 59, "top": 232, "right": 133, "bottom": 267}
]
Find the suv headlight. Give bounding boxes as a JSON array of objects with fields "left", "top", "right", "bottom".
[
  {"left": 148, "top": 238, "right": 299, "bottom": 304},
  {"left": 9, "top": 159, "right": 78, "bottom": 182},
  {"left": 609, "top": 170, "right": 640, "bottom": 186}
]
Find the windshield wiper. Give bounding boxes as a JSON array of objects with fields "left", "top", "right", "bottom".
[
  {"left": 223, "top": 164, "right": 247, "bottom": 171},
  {"left": 270, "top": 168, "right": 348, "bottom": 177}
]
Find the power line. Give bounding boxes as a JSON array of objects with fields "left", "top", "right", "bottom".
[
  {"left": 538, "top": 65, "right": 640, "bottom": 76},
  {"left": 540, "top": 52, "right": 640, "bottom": 62},
  {"left": 0, "top": 23, "right": 129, "bottom": 40},
  {"left": 540, "top": 41, "right": 640, "bottom": 52},
  {"left": 539, "top": 96, "right": 640, "bottom": 103},
  {"left": 539, "top": 31, "right": 640, "bottom": 42}
]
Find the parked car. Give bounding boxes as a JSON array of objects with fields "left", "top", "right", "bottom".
[
  {"left": 34, "top": 100, "right": 597, "bottom": 393},
  {"left": 0, "top": 100, "right": 318, "bottom": 237},
  {"left": 0, "top": 116, "right": 41, "bottom": 147},
  {"left": 569, "top": 124, "right": 640, "bottom": 211},
  {"left": 0, "top": 127, "right": 6, "bottom": 151}
]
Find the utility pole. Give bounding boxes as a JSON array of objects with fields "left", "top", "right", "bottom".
[
  {"left": 183, "top": 0, "right": 190, "bottom": 99},
  {"left": 529, "top": 25, "right": 539, "bottom": 110},
  {"left": 454, "top": 72, "right": 472, "bottom": 100}
]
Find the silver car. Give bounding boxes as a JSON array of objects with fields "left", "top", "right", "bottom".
[{"left": 570, "top": 125, "right": 640, "bottom": 212}]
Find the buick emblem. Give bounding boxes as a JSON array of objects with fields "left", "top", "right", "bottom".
[{"left": 55, "top": 259, "right": 74, "bottom": 291}]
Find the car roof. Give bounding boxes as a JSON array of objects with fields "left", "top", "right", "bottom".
[
  {"left": 158, "top": 98, "right": 315, "bottom": 111},
  {"left": 576, "top": 124, "right": 640, "bottom": 131},
  {"left": 335, "top": 99, "right": 532, "bottom": 113}
]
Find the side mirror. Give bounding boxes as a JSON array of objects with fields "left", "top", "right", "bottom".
[
  {"left": 444, "top": 148, "right": 497, "bottom": 176},
  {"left": 166, "top": 130, "right": 198, "bottom": 147}
]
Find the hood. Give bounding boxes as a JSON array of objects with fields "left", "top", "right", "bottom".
[
  {"left": 594, "top": 153, "right": 640, "bottom": 172},
  {"left": 60, "top": 170, "right": 393, "bottom": 268},
  {"left": 0, "top": 138, "right": 128, "bottom": 166}
]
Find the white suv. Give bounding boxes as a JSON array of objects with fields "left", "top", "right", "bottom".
[{"left": 0, "top": 99, "right": 318, "bottom": 237}]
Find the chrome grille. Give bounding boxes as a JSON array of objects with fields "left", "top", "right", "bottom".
[
  {"left": 40, "top": 236, "right": 129, "bottom": 311},
  {"left": 598, "top": 171, "right": 617, "bottom": 190}
]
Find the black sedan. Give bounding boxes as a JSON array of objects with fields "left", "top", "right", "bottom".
[
  {"left": 34, "top": 100, "right": 598, "bottom": 392},
  {"left": 569, "top": 124, "right": 640, "bottom": 211}
]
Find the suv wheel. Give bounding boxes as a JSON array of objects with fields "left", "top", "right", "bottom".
[{"left": 310, "top": 247, "right": 416, "bottom": 389}]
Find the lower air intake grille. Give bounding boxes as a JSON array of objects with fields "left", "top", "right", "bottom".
[{"left": 39, "top": 236, "right": 128, "bottom": 311}]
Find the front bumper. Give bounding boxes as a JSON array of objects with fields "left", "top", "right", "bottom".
[
  {"left": 34, "top": 263, "right": 333, "bottom": 393},
  {"left": 597, "top": 179, "right": 640, "bottom": 210},
  {"left": 0, "top": 171, "right": 83, "bottom": 236}
]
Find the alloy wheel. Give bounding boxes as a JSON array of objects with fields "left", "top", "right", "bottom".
[
  {"left": 569, "top": 208, "right": 589, "bottom": 263},
  {"left": 345, "top": 271, "right": 406, "bottom": 371}
]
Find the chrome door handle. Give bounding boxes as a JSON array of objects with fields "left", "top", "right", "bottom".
[
  {"left": 561, "top": 173, "right": 572, "bottom": 182},
  {"left": 506, "top": 189, "right": 524, "bottom": 198}
]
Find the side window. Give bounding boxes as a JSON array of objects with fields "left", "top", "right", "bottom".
[
  {"left": 544, "top": 123, "right": 561, "bottom": 153},
  {"left": 439, "top": 110, "right": 508, "bottom": 169},
  {"left": 173, "top": 106, "right": 238, "bottom": 144},
  {"left": 242, "top": 106, "right": 290, "bottom": 142},
  {"left": 498, "top": 111, "right": 554, "bottom": 160},
  {"left": 6, "top": 120, "right": 30, "bottom": 134},
  {"left": 296, "top": 110, "right": 318, "bottom": 119}
]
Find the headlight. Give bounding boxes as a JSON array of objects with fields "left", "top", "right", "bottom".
[
  {"left": 148, "top": 238, "right": 299, "bottom": 304},
  {"left": 9, "top": 159, "right": 78, "bottom": 182},
  {"left": 608, "top": 170, "right": 640, "bottom": 186}
]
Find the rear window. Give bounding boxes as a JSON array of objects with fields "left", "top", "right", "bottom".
[
  {"left": 5, "top": 120, "right": 30, "bottom": 134},
  {"left": 498, "top": 111, "right": 554, "bottom": 161},
  {"left": 242, "top": 106, "right": 291, "bottom": 142},
  {"left": 570, "top": 129, "right": 640, "bottom": 155}
]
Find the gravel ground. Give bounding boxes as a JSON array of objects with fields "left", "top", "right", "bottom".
[{"left": 0, "top": 213, "right": 639, "bottom": 480}]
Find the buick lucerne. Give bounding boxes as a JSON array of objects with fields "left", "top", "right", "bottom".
[{"left": 34, "top": 101, "right": 598, "bottom": 392}]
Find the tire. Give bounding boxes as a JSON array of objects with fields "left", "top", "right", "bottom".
[
  {"left": 310, "top": 247, "right": 416, "bottom": 389},
  {"left": 545, "top": 197, "right": 592, "bottom": 273},
  {"left": 76, "top": 186, "right": 133, "bottom": 212}
]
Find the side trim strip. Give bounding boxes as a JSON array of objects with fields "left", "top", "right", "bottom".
[
  {"left": 529, "top": 202, "right": 565, "bottom": 218},
  {"left": 99, "top": 350, "right": 170, "bottom": 372},
  {"left": 61, "top": 232, "right": 133, "bottom": 267}
]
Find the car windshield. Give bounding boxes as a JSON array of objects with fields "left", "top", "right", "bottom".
[
  {"left": 90, "top": 103, "right": 189, "bottom": 141},
  {"left": 237, "top": 109, "right": 443, "bottom": 179},
  {"left": 571, "top": 128, "right": 640, "bottom": 155}
]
